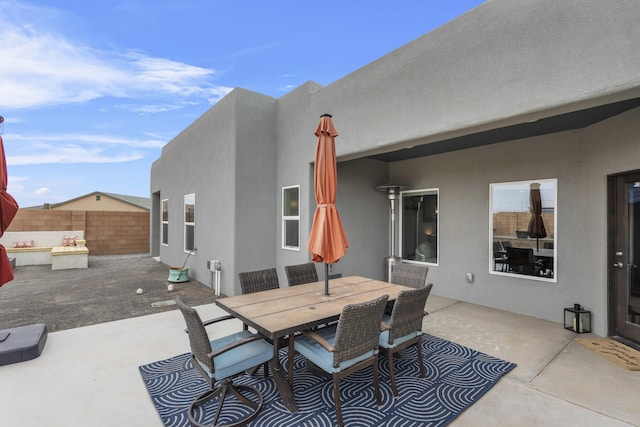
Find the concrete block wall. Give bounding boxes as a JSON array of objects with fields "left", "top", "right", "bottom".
[
  {"left": 493, "top": 212, "right": 555, "bottom": 237},
  {"left": 6, "top": 209, "right": 149, "bottom": 255},
  {"left": 85, "top": 211, "right": 149, "bottom": 255}
]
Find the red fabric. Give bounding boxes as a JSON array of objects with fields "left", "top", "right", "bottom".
[
  {"left": 1, "top": 135, "right": 19, "bottom": 287},
  {"left": 307, "top": 116, "right": 349, "bottom": 264},
  {"left": 0, "top": 246, "right": 14, "bottom": 286}
]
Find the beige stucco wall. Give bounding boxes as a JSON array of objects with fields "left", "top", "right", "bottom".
[{"left": 53, "top": 196, "right": 147, "bottom": 212}]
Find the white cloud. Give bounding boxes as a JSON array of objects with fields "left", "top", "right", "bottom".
[
  {"left": 0, "top": 2, "right": 232, "bottom": 110},
  {"left": 7, "top": 132, "right": 166, "bottom": 149},
  {"left": 7, "top": 145, "right": 144, "bottom": 165},
  {"left": 34, "top": 187, "right": 51, "bottom": 196}
]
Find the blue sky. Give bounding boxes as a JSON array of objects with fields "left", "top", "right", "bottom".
[{"left": 1, "top": 0, "right": 485, "bottom": 208}]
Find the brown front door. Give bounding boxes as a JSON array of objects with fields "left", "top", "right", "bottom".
[{"left": 609, "top": 171, "right": 640, "bottom": 344}]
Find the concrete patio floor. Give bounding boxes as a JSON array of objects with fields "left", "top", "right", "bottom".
[{"left": 1, "top": 295, "right": 639, "bottom": 426}]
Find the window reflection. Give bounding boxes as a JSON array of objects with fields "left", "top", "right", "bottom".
[
  {"left": 401, "top": 189, "right": 438, "bottom": 264},
  {"left": 490, "top": 179, "right": 557, "bottom": 280}
]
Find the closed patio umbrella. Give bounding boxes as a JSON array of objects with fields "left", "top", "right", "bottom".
[
  {"left": 308, "top": 114, "right": 349, "bottom": 295},
  {"left": 1, "top": 130, "right": 19, "bottom": 287},
  {"left": 527, "top": 182, "right": 546, "bottom": 251}
]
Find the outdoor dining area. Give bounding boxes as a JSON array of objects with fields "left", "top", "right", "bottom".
[
  {"left": 172, "top": 262, "right": 434, "bottom": 426},
  {"left": 164, "top": 115, "right": 451, "bottom": 426},
  {"left": 142, "top": 114, "right": 509, "bottom": 426}
]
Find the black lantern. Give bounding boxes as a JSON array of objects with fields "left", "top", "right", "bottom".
[{"left": 564, "top": 304, "right": 591, "bottom": 333}]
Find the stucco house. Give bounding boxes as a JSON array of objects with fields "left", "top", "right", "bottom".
[
  {"left": 42, "top": 191, "right": 150, "bottom": 212},
  {"left": 150, "top": 0, "right": 640, "bottom": 345}
]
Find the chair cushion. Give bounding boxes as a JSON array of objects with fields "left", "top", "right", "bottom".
[
  {"left": 196, "top": 331, "right": 272, "bottom": 380},
  {"left": 294, "top": 326, "right": 376, "bottom": 374},
  {"left": 379, "top": 314, "right": 421, "bottom": 349}
]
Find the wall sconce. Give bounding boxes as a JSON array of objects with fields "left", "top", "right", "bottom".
[{"left": 564, "top": 304, "right": 591, "bottom": 333}]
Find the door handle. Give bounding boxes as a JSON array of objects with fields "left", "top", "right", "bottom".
[{"left": 613, "top": 262, "right": 624, "bottom": 268}]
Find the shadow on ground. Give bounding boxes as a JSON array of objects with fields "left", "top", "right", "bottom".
[{"left": 0, "top": 254, "right": 215, "bottom": 332}]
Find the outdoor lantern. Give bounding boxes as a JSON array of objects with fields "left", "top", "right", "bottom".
[{"left": 564, "top": 304, "right": 591, "bottom": 334}]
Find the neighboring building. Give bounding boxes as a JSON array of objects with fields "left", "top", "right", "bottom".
[
  {"left": 150, "top": 0, "right": 640, "bottom": 344},
  {"left": 41, "top": 191, "right": 150, "bottom": 212}
]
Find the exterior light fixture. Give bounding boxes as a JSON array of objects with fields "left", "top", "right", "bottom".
[{"left": 564, "top": 304, "right": 591, "bottom": 333}]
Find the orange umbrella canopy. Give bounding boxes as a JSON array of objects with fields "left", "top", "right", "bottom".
[
  {"left": 308, "top": 115, "right": 349, "bottom": 264},
  {"left": 1, "top": 135, "right": 19, "bottom": 287}
]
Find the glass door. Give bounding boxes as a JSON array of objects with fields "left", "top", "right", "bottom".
[{"left": 610, "top": 172, "right": 640, "bottom": 344}]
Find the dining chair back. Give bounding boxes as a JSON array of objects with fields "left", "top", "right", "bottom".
[
  {"left": 288, "top": 294, "right": 389, "bottom": 427},
  {"left": 284, "top": 262, "right": 318, "bottom": 286},
  {"left": 238, "top": 267, "right": 280, "bottom": 294},
  {"left": 175, "top": 297, "right": 273, "bottom": 427},
  {"left": 390, "top": 262, "right": 429, "bottom": 288},
  {"left": 379, "top": 284, "right": 433, "bottom": 396},
  {"left": 506, "top": 247, "right": 541, "bottom": 275}
]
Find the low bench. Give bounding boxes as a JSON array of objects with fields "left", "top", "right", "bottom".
[
  {"left": 51, "top": 244, "right": 89, "bottom": 270},
  {"left": 0, "top": 231, "right": 88, "bottom": 270},
  {"left": 5, "top": 246, "right": 54, "bottom": 266}
]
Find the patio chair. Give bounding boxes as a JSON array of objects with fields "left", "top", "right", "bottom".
[
  {"left": 176, "top": 297, "right": 273, "bottom": 427},
  {"left": 387, "top": 262, "right": 429, "bottom": 315},
  {"left": 493, "top": 242, "right": 508, "bottom": 271},
  {"left": 238, "top": 267, "right": 280, "bottom": 294},
  {"left": 506, "top": 247, "right": 543, "bottom": 276},
  {"left": 238, "top": 268, "right": 280, "bottom": 332},
  {"left": 287, "top": 294, "right": 389, "bottom": 427},
  {"left": 284, "top": 262, "right": 318, "bottom": 286},
  {"left": 390, "top": 262, "right": 429, "bottom": 288},
  {"left": 379, "top": 284, "right": 433, "bottom": 397}
]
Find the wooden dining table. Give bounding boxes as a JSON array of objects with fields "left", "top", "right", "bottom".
[{"left": 214, "top": 275, "right": 414, "bottom": 413}]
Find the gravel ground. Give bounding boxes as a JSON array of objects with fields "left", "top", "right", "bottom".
[{"left": 0, "top": 254, "right": 216, "bottom": 332}]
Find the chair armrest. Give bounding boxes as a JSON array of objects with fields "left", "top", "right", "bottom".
[
  {"left": 202, "top": 314, "right": 235, "bottom": 326},
  {"left": 207, "top": 334, "right": 265, "bottom": 359},
  {"left": 184, "top": 314, "right": 236, "bottom": 333},
  {"left": 300, "top": 330, "right": 335, "bottom": 352}
]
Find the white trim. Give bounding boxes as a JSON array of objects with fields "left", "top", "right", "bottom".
[
  {"left": 399, "top": 188, "right": 439, "bottom": 266},
  {"left": 184, "top": 193, "right": 195, "bottom": 253},
  {"left": 161, "top": 198, "right": 169, "bottom": 247},
  {"left": 282, "top": 185, "right": 300, "bottom": 251},
  {"left": 489, "top": 178, "right": 557, "bottom": 282}
]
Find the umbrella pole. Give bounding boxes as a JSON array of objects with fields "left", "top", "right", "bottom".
[{"left": 324, "top": 263, "right": 329, "bottom": 296}]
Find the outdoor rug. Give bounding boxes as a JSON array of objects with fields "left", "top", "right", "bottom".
[
  {"left": 575, "top": 337, "right": 640, "bottom": 371},
  {"left": 139, "top": 334, "right": 516, "bottom": 427}
]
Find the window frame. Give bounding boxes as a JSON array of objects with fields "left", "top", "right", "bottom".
[
  {"left": 184, "top": 193, "right": 195, "bottom": 253},
  {"left": 489, "top": 178, "right": 557, "bottom": 282},
  {"left": 161, "top": 198, "right": 169, "bottom": 246},
  {"left": 282, "top": 185, "right": 300, "bottom": 251},
  {"left": 399, "top": 188, "right": 439, "bottom": 266}
]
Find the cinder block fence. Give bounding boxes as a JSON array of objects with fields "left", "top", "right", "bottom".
[{"left": 5, "top": 209, "right": 149, "bottom": 255}]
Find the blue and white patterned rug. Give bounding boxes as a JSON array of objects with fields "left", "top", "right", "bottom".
[{"left": 139, "top": 334, "right": 516, "bottom": 426}]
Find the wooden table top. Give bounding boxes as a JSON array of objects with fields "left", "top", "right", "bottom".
[{"left": 215, "top": 276, "right": 412, "bottom": 339}]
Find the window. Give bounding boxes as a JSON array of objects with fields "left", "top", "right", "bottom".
[
  {"left": 400, "top": 189, "right": 439, "bottom": 264},
  {"left": 282, "top": 186, "right": 300, "bottom": 250},
  {"left": 184, "top": 194, "right": 195, "bottom": 252},
  {"left": 490, "top": 179, "right": 557, "bottom": 281},
  {"left": 161, "top": 199, "right": 169, "bottom": 246}
]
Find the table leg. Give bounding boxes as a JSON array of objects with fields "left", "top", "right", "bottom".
[{"left": 270, "top": 336, "right": 298, "bottom": 413}]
